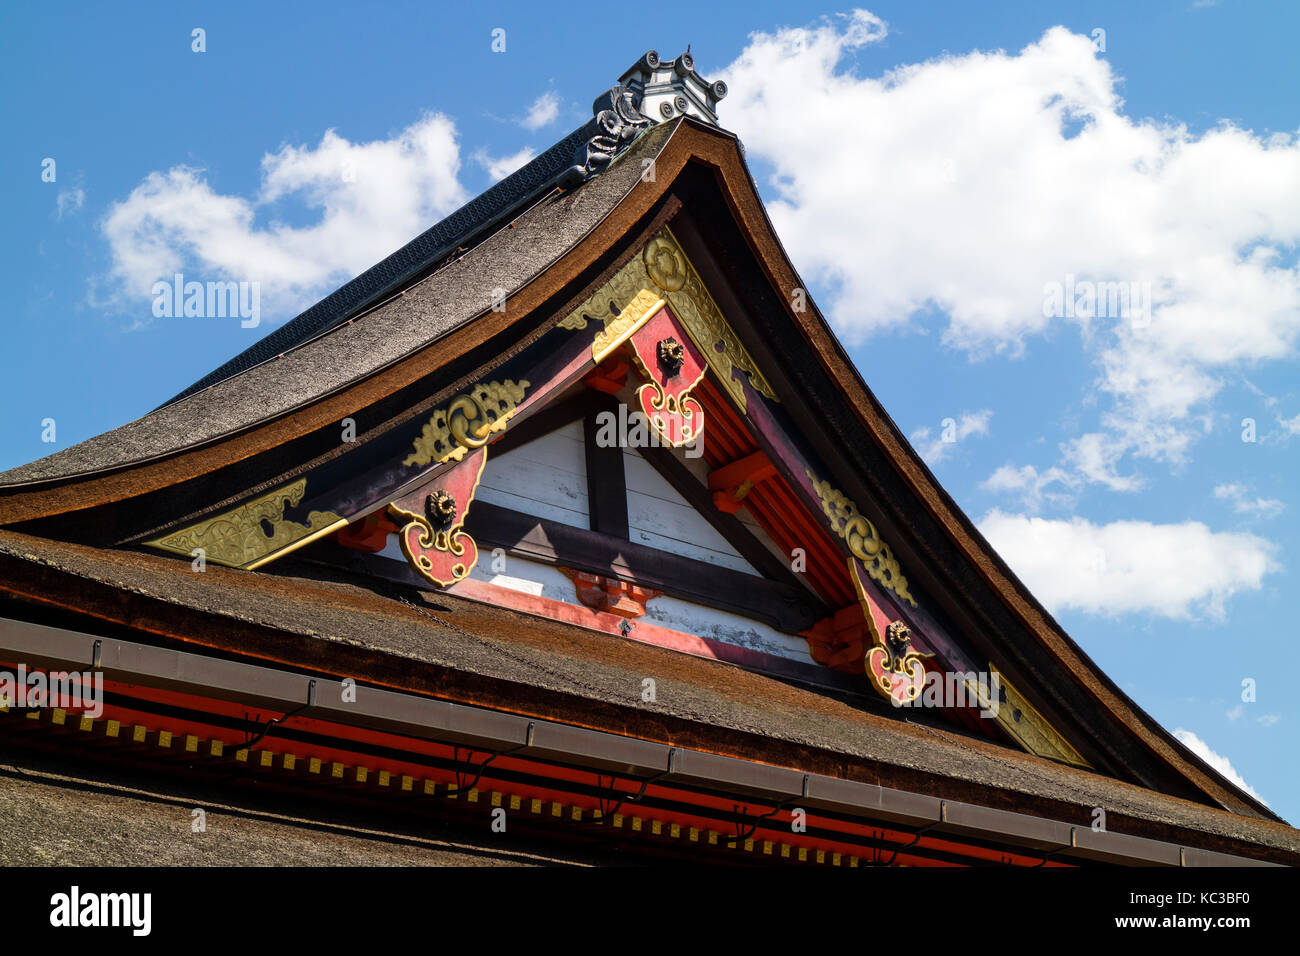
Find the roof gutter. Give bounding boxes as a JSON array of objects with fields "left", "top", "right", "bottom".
[{"left": 0, "top": 615, "right": 1279, "bottom": 868}]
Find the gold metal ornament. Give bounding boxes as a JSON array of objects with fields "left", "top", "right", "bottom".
[
  {"left": 592, "top": 289, "right": 666, "bottom": 364},
  {"left": 558, "top": 228, "right": 777, "bottom": 410},
  {"left": 650, "top": 229, "right": 777, "bottom": 412},
  {"left": 643, "top": 235, "right": 688, "bottom": 291},
  {"left": 808, "top": 472, "right": 916, "bottom": 607},
  {"left": 386, "top": 447, "right": 488, "bottom": 588},
  {"left": 145, "top": 479, "right": 345, "bottom": 569},
  {"left": 403, "top": 380, "right": 530, "bottom": 468},
  {"left": 865, "top": 620, "right": 928, "bottom": 704},
  {"left": 971, "top": 668, "right": 1091, "bottom": 767}
]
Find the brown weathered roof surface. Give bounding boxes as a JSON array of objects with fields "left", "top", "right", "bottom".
[
  {"left": 1, "top": 528, "right": 1296, "bottom": 863},
  {"left": 0, "top": 747, "right": 586, "bottom": 866},
  {"left": 0, "top": 122, "right": 677, "bottom": 488}
]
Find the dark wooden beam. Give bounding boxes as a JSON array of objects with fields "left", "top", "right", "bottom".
[
  {"left": 583, "top": 397, "right": 629, "bottom": 538},
  {"left": 464, "top": 501, "right": 827, "bottom": 634}
]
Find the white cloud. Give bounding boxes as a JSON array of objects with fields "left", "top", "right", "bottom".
[
  {"left": 1173, "top": 729, "right": 1267, "bottom": 805},
  {"left": 476, "top": 146, "right": 537, "bottom": 182},
  {"left": 102, "top": 114, "right": 468, "bottom": 321},
  {"left": 910, "top": 409, "right": 991, "bottom": 465},
  {"left": 1214, "top": 483, "right": 1285, "bottom": 519},
  {"left": 55, "top": 187, "right": 85, "bottom": 221},
  {"left": 521, "top": 91, "right": 560, "bottom": 131},
  {"left": 982, "top": 462, "right": 1075, "bottom": 510},
  {"left": 1059, "top": 432, "right": 1144, "bottom": 492},
  {"left": 722, "top": 12, "right": 1300, "bottom": 488},
  {"left": 977, "top": 509, "right": 1277, "bottom": 619},
  {"left": 1277, "top": 413, "right": 1300, "bottom": 439},
  {"left": 1257, "top": 714, "right": 1280, "bottom": 727}
]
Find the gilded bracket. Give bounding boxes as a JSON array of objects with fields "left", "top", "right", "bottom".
[
  {"left": 387, "top": 446, "right": 488, "bottom": 588},
  {"left": 626, "top": 312, "right": 707, "bottom": 446},
  {"left": 559, "top": 227, "right": 777, "bottom": 412},
  {"left": 973, "top": 668, "right": 1091, "bottom": 768},
  {"left": 390, "top": 379, "right": 528, "bottom": 585},
  {"left": 867, "top": 621, "right": 928, "bottom": 706},
  {"left": 850, "top": 558, "right": 929, "bottom": 704}
]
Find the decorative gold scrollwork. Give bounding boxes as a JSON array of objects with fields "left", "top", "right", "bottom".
[
  {"left": 388, "top": 501, "right": 474, "bottom": 586},
  {"left": 866, "top": 620, "right": 927, "bottom": 705},
  {"left": 145, "top": 478, "right": 345, "bottom": 569},
  {"left": 403, "top": 380, "right": 530, "bottom": 468},
  {"left": 649, "top": 229, "right": 777, "bottom": 411},
  {"left": 809, "top": 472, "right": 916, "bottom": 607},
  {"left": 558, "top": 266, "right": 656, "bottom": 335},
  {"left": 557, "top": 228, "right": 777, "bottom": 411},
  {"left": 387, "top": 447, "right": 488, "bottom": 588},
  {"left": 612, "top": 304, "right": 709, "bottom": 448}
]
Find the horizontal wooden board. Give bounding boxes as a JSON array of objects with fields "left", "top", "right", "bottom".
[
  {"left": 623, "top": 449, "right": 757, "bottom": 575},
  {"left": 643, "top": 595, "right": 817, "bottom": 665},
  {"left": 477, "top": 422, "right": 590, "bottom": 530}
]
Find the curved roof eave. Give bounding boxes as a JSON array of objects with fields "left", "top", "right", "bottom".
[
  {"left": 699, "top": 128, "right": 1283, "bottom": 824},
  {"left": 0, "top": 121, "right": 681, "bottom": 491}
]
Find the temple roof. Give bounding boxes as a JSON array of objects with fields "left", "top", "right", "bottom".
[
  {"left": 0, "top": 49, "right": 731, "bottom": 489},
  {"left": 0, "top": 50, "right": 1292, "bottom": 864},
  {"left": 164, "top": 123, "right": 602, "bottom": 406},
  {"left": 1, "top": 745, "right": 578, "bottom": 866},
  {"left": 162, "top": 49, "right": 725, "bottom": 409}
]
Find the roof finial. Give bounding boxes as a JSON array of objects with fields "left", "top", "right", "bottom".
[
  {"left": 559, "top": 49, "right": 729, "bottom": 188},
  {"left": 616, "top": 48, "right": 727, "bottom": 126}
]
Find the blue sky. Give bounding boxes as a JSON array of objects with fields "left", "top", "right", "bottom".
[{"left": 2, "top": 1, "right": 1297, "bottom": 820}]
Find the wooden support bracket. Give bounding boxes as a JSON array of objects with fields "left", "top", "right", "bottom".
[
  {"left": 708, "top": 450, "right": 777, "bottom": 514},
  {"left": 561, "top": 568, "right": 662, "bottom": 619}
]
